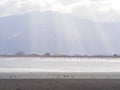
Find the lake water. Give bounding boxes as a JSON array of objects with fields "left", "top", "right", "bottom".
[{"left": 0, "top": 57, "right": 120, "bottom": 72}]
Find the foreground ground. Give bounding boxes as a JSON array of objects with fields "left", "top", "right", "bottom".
[{"left": 1, "top": 79, "right": 120, "bottom": 90}]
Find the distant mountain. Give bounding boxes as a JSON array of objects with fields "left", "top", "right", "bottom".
[{"left": 0, "top": 11, "right": 120, "bottom": 55}]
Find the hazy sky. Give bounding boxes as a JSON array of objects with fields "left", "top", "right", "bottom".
[{"left": 0, "top": 0, "right": 120, "bottom": 21}]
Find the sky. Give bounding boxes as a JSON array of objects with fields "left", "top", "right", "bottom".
[{"left": 0, "top": 0, "right": 120, "bottom": 22}]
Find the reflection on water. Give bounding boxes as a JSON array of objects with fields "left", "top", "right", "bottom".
[{"left": 0, "top": 57, "right": 120, "bottom": 72}]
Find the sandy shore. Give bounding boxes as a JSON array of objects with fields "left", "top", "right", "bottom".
[
  {"left": 0, "top": 79, "right": 120, "bottom": 90},
  {"left": 1, "top": 72, "right": 120, "bottom": 79}
]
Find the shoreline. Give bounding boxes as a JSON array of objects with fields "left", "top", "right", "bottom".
[
  {"left": 1, "top": 72, "right": 120, "bottom": 79},
  {"left": 0, "top": 55, "right": 120, "bottom": 59}
]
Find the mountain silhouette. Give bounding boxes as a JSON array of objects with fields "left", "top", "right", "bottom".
[{"left": 0, "top": 11, "right": 120, "bottom": 55}]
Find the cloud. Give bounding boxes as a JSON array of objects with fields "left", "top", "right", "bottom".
[
  {"left": 0, "top": 0, "right": 120, "bottom": 22},
  {"left": 71, "top": 1, "right": 120, "bottom": 22}
]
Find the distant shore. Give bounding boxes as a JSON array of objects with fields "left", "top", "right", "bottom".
[{"left": 0, "top": 55, "right": 120, "bottom": 59}]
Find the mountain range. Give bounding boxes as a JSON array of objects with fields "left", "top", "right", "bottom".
[{"left": 0, "top": 11, "right": 120, "bottom": 55}]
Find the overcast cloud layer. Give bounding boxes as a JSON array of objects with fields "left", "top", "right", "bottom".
[{"left": 0, "top": 0, "right": 120, "bottom": 22}]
